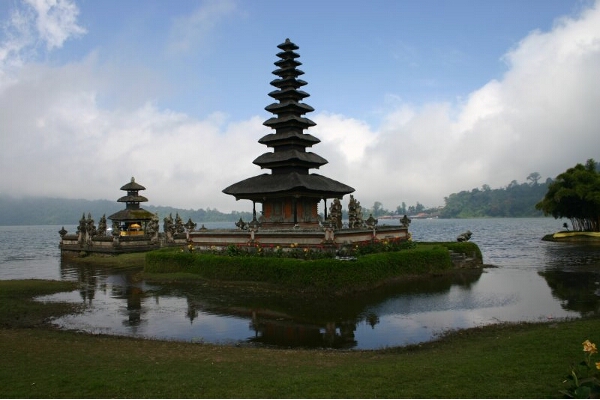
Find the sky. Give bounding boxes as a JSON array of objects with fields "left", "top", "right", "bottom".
[{"left": 0, "top": 0, "right": 599, "bottom": 213}]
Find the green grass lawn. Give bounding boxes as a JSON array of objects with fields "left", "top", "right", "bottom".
[{"left": 1, "top": 279, "right": 599, "bottom": 398}]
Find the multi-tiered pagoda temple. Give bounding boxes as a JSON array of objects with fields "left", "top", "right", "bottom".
[
  {"left": 62, "top": 39, "right": 409, "bottom": 254},
  {"left": 108, "top": 177, "right": 156, "bottom": 234},
  {"left": 223, "top": 39, "right": 354, "bottom": 229}
]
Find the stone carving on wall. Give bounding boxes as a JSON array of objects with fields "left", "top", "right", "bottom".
[
  {"left": 147, "top": 213, "right": 160, "bottom": 243},
  {"left": 365, "top": 214, "right": 378, "bottom": 229},
  {"left": 400, "top": 214, "right": 411, "bottom": 228},
  {"left": 328, "top": 198, "right": 343, "bottom": 229},
  {"left": 77, "top": 213, "right": 87, "bottom": 244},
  {"left": 348, "top": 195, "right": 364, "bottom": 229},
  {"left": 174, "top": 213, "right": 185, "bottom": 234},
  {"left": 163, "top": 213, "right": 175, "bottom": 242},
  {"left": 97, "top": 214, "right": 107, "bottom": 236},
  {"left": 236, "top": 218, "right": 248, "bottom": 230},
  {"left": 184, "top": 218, "right": 197, "bottom": 232},
  {"left": 111, "top": 220, "right": 121, "bottom": 237}
]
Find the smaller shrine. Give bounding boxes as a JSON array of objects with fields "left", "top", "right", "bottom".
[
  {"left": 108, "top": 177, "right": 156, "bottom": 236},
  {"left": 59, "top": 177, "right": 188, "bottom": 254}
]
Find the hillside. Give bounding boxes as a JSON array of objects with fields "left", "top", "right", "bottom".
[
  {"left": 439, "top": 180, "right": 550, "bottom": 218},
  {"left": 0, "top": 196, "right": 252, "bottom": 226},
  {"left": 0, "top": 176, "right": 553, "bottom": 225}
]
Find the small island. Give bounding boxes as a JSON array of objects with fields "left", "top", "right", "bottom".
[
  {"left": 536, "top": 158, "right": 600, "bottom": 242},
  {"left": 60, "top": 39, "right": 484, "bottom": 292}
]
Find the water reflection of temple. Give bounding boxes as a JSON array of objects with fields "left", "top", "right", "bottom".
[
  {"left": 59, "top": 257, "right": 148, "bottom": 329},
  {"left": 53, "top": 261, "right": 485, "bottom": 348},
  {"left": 180, "top": 269, "right": 482, "bottom": 349}
]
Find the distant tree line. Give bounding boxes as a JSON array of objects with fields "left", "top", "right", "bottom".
[
  {"left": 6, "top": 165, "right": 599, "bottom": 225},
  {"left": 365, "top": 173, "right": 552, "bottom": 219},
  {"left": 438, "top": 173, "right": 550, "bottom": 218},
  {"left": 0, "top": 197, "right": 252, "bottom": 226}
]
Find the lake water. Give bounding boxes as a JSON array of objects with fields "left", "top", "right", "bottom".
[{"left": 2, "top": 218, "right": 600, "bottom": 349}]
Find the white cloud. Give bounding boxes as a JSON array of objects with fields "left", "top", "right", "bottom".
[
  {"left": 24, "top": 0, "right": 86, "bottom": 50},
  {"left": 308, "top": 1, "right": 600, "bottom": 211},
  {"left": 0, "top": 0, "right": 85, "bottom": 88},
  {"left": 167, "top": 0, "right": 237, "bottom": 54}
]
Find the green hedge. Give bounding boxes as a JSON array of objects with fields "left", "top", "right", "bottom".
[{"left": 145, "top": 243, "right": 478, "bottom": 291}]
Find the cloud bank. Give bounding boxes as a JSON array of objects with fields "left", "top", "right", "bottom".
[{"left": 1, "top": 0, "right": 599, "bottom": 214}]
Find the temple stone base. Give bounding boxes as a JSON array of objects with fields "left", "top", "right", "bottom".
[
  {"left": 188, "top": 225, "right": 409, "bottom": 251},
  {"left": 60, "top": 222, "right": 410, "bottom": 255},
  {"left": 59, "top": 234, "right": 185, "bottom": 255}
]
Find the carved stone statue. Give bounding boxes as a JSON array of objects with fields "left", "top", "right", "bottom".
[
  {"left": 163, "top": 213, "right": 175, "bottom": 243},
  {"left": 327, "top": 198, "right": 343, "bottom": 229},
  {"left": 76, "top": 213, "right": 87, "bottom": 244},
  {"left": 365, "top": 214, "right": 378, "bottom": 229},
  {"left": 184, "top": 218, "right": 197, "bottom": 232},
  {"left": 145, "top": 213, "right": 159, "bottom": 243},
  {"left": 174, "top": 213, "right": 185, "bottom": 234},
  {"left": 97, "top": 214, "right": 107, "bottom": 236},
  {"left": 85, "top": 213, "right": 96, "bottom": 244},
  {"left": 236, "top": 217, "right": 248, "bottom": 230},
  {"left": 348, "top": 195, "right": 364, "bottom": 229},
  {"left": 111, "top": 220, "right": 121, "bottom": 237},
  {"left": 163, "top": 213, "right": 173, "bottom": 234},
  {"left": 400, "top": 214, "right": 411, "bottom": 228}
]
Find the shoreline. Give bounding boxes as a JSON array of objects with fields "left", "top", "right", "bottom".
[
  {"left": 542, "top": 231, "right": 600, "bottom": 242},
  {"left": 1, "top": 277, "right": 596, "bottom": 398}
]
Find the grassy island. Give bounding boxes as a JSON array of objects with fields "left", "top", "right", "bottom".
[
  {"left": 145, "top": 241, "right": 483, "bottom": 293},
  {"left": 542, "top": 231, "right": 600, "bottom": 242}
]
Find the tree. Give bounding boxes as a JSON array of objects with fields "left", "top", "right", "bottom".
[
  {"left": 372, "top": 201, "right": 383, "bottom": 216},
  {"left": 527, "top": 172, "right": 541, "bottom": 186},
  {"left": 396, "top": 202, "right": 407, "bottom": 215},
  {"left": 535, "top": 159, "right": 600, "bottom": 231}
]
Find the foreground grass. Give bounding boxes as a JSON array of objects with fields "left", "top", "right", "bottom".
[{"left": 1, "top": 279, "right": 599, "bottom": 398}]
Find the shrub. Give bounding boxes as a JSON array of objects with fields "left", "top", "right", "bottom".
[{"left": 145, "top": 244, "right": 461, "bottom": 292}]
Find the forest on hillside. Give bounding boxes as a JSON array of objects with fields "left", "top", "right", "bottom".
[
  {"left": 438, "top": 178, "right": 550, "bottom": 218},
  {"left": 367, "top": 173, "right": 551, "bottom": 219},
  {"left": 0, "top": 197, "right": 252, "bottom": 226}
]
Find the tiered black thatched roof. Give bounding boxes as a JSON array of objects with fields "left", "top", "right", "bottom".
[
  {"left": 108, "top": 177, "right": 155, "bottom": 222},
  {"left": 223, "top": 39, "right": 354, "bottom": 201}
]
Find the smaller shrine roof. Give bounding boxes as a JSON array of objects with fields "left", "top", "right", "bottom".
[
  {"left": 120, "top": 177, "right": 146, "bottom": 191},
  {"left": 117, "top": 195, "right": 149, "bottom": 203},
  {"left": 108, "top": 208, "right": 155, "bottom": 222}
]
